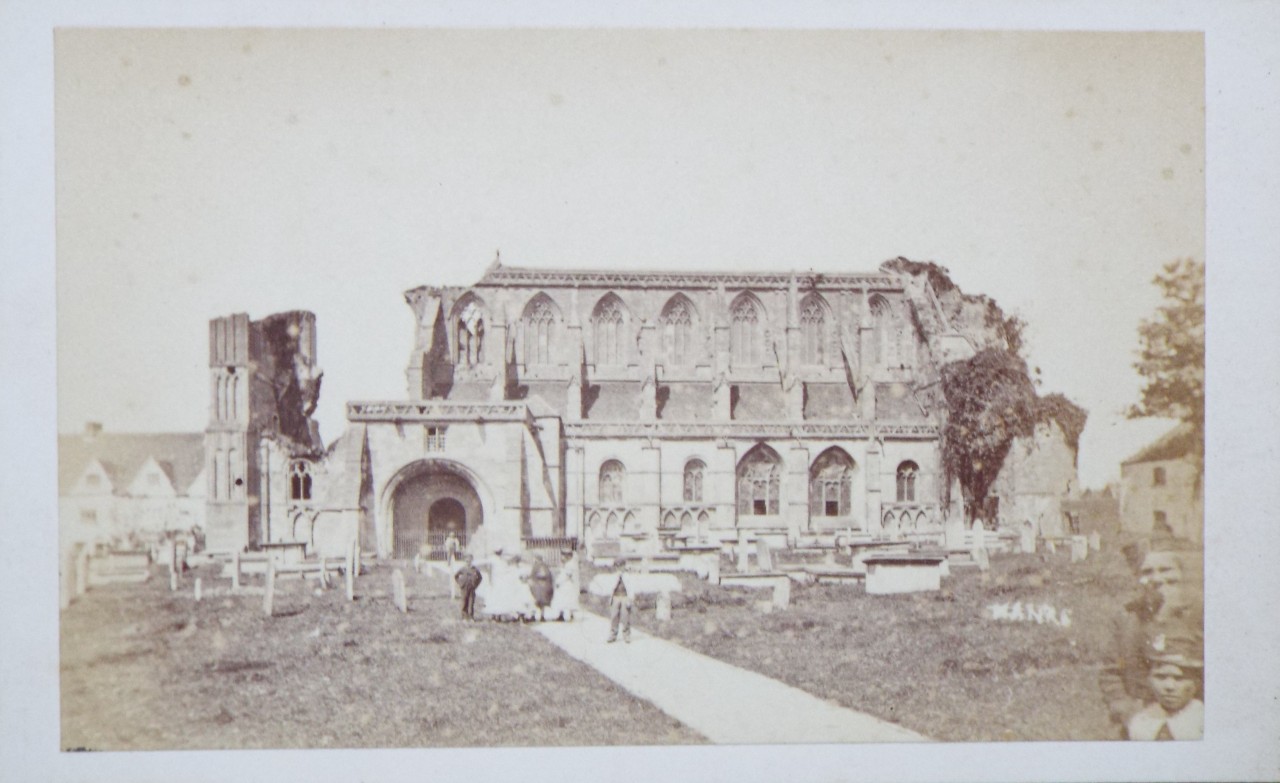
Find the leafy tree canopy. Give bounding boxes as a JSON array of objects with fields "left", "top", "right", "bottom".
[
  {"left": 1129, "top": 259, "right": 1205, "bottom": 463},
  {"left": 940, "top": 350, "right": 1088, "bottom": 513}
]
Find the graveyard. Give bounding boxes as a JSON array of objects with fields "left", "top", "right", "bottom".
[
  {"left": 582, "top": 545, "right": 1133, "bottom": 742},
  {"left": 59, "top": 559, "right": 701, "bottom": 750},
  {"left": 61, "top": 535, "right": 1137, "bottom": 749}
]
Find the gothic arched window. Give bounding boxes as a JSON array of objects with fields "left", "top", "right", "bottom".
[
  {"left": 737, "top": 444, "right": 781, "bottom": 516},
  {"left": 454, "top": 299, "right": 486, "bottom": 367},
  {"left": 599, "top": 460, "right": 625, "bottom": 504},
  {"left": 289, "top": 460, "right": 313, "bottom": 501},
  {"left": 870, "top": 295, "right": 894, "bottom": 367},
  {"left": 730, "top": 294, "right": 764, "bottom": 366},
  {"left": 683, "top": 459, "right": 705, "bottom": 503},
  {"left": 592, "top": 294, "right": 628, "bottom": 366},
  {"left": 896, "top": 460, "right": 919, "bottom": 503},
  {"left": 523, "top": 294, "right": 559, "bottom": 366},
  {"left": 800, "top": 294, "right": 829, "bottom": 365},
  {"left": 661, "top": 294, "right": 697, "bottom": 365},
  {"left": 810, "top": 448, "right": 854, "bottom": 517}
]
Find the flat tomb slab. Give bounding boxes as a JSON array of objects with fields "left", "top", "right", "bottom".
[
  {"left": 718, "top": 573, "right": 789, "bottom": 590},
  {"left": 863, "top": 555, "right": 945, "bottom": 595},
  {"left": 801, "top": 566, "right": 864, "bottom": 584}
]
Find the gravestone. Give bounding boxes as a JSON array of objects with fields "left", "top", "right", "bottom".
[
  {"left": 392, "top": 569, "right": 407, "bottom": 613},
  {"left": 231, "top": 551, "right": 241, "bottom": 592},
  {"left": 345, "top": 548, "right": 355, "bottom": 601},
  {"left": 756, "top": 540, "right": 774, "bottom": 572},
  {"left": 194, "top": 577, "right": 203, "bottom": 602},
  {"left": 706, "top": 553, "right": 720, "bottom": 584},
  {"left": 972, "top": 547, "right": 993, "bottom": 573},
  {"left": 1070, "top": 535, "right": 1088, "bottom": 563},
  {"left": 75, "top": 548, "right": 89, "bottom": 596},
  {"left": 736, "top": 532, "right": 750, "bottom": 571},
  {"left": 655, "top": 591, "right": 672, "bottom": 621},
  {"left": 1089, "top": 531, "right": 1102, "bottom": 552},
  {"left": 170, "top": 570, "right": 178, "bottom": 592},
  {"left": 263, "top": 561, "right": 276, "bottom": 616},
  {"left": 1045, "top": 539, "right": 1057, "bottom": 555},
  {"left": 772, "top": 578, "right": 791, "bottom": 610},
  {"left": 1019, "top": 521, "right": 1036, "bottom": 554}
]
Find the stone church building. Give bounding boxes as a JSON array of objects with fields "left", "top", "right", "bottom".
[{"left": 204, "top": 260, "right": 1075, "bottom": 559}]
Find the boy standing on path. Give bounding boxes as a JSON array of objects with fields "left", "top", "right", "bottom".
[
  {"left": 606, "top": 558, "right": 633, "bottom": 644},
  {"left": 454, "top": 554, "right": 482, "bottom": 621}
]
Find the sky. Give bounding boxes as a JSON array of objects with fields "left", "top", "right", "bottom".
[{"left": 54, "top": 28, "right": 1204, "bottom": 488}]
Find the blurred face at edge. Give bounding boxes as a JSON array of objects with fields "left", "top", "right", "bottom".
[{"left": 1139, "top": 552, "right": 1189, "bottom": 615}]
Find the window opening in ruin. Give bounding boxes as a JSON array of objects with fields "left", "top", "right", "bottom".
[
  {"left": 80, "top": 509, "right": 97, "bottom": 524},
  {"left": 896, "top": 461, "right": 919, "bottom": 503},
  {"left": 661, "top": 295, "right": 695, "bottom": 365},
  {"left": 455, "top": 301, "right": 485, "bottom": 366},
  {"left": 730, "top": 294, "right": 763, "bottom": 366},
  {"left": 870, "top": 295, "right": 893, "bottom": 367},
  {"left": 524, "top": 295, "right": 557, "bottom": 365},
  {"left": 683, "top": 459, "right": 705, "bottom": 503},
  {"left": 800, "top": 294, "right": 828, "bottom": 365},
  {"left": 738, "top": 445, "right": 781, "bottom": 516},
  {"left": 1153, "top": 466, "right": 1166, "bottom": 487},
  {"left": 592, "top": 294, "right": 626, "bottom": 365},
  {"left": 425, "top": 426, "right": 447, "bottom": 452},
  {"left": 289, "top": 460, "right": 313, "bottom": 501},
  {"left": 810, "top": 448, "right": 854, "bottom": 517},
  {"left": 1153, "top": 510, "right": 1170, "bottom": 533},
  {"left": 599, "top": 460, "right": 625, "bottom": 504}
]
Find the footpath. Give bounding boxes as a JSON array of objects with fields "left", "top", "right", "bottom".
[{"left": 535, "top": 612, "right": 929, "bottom": 744}]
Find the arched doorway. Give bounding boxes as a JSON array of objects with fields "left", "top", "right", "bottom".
[
  {"left": 390, "top": 464, "right": 483, "bottom": 559},
  {"left": 429, "top": 498, "right": 466, "bottom": 537}
]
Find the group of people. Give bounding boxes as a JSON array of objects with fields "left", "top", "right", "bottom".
[
  {"left": 1099, "top": 536, "right": 1204, "bottom": 740},
  {"left": 451, "top": 547, "right": 581, "bottom": 623}
]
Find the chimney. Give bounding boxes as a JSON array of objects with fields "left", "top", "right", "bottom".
[{"left": 84, "top": 422, "right": 103, "bottom": 441}]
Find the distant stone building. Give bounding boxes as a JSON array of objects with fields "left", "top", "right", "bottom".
[
  {"left": 990, "top": 419, "right": 1080, "bottom": 538},
  {"left": 58, "top": 423, "right": 205, "bottom": 546},
  {"left": 206, "top": 259, "right": 1085, "bottom": 559},
  {"left": 1119, "top": 423, "right": 1202, "bottom": 543}
]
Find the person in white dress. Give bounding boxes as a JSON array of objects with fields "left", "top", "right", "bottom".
[
  {"left": 549, "top": 550, "right": 581, "bottom": 622},
  {"left": 477, "top": 549, "right": 535, "bottom": 621}
]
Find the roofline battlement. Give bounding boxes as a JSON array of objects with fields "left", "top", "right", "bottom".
[{"left": 466, "top": 260, "right": 905, "bottom": 292}]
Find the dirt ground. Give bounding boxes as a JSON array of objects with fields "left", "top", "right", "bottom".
[{"left": 60, "top": 562, "right": 703, "bottom": 750}]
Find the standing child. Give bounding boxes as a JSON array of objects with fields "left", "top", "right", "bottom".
[
  {"left": 453, "top": 554, "right": 483, "bottom": 621},
  {"left": 606, "top": 558, "right": 634, "bottom": 644}
]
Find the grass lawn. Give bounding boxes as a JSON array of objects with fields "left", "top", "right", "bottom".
[
  {"left": 585, "top": 547, "right": 1139, "bottom": 742},
  {"left": 60, "top": 562, "right": 703, "bottom": 750}
]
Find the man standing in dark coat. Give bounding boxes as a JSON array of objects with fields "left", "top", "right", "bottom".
[{"left": 454, "top": 554, "right": 483, "bottom": 621}]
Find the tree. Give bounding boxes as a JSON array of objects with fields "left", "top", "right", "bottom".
[{"left": 1129, "top": 259, "right": 1205, "bottom": 472}]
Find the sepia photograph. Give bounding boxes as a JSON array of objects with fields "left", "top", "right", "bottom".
[
  {"left": 53, "top": 26, "right": 1206, "bottom": 749},
  {"left": 3, "top": 4, "right": 1279, "bottom": 782}
]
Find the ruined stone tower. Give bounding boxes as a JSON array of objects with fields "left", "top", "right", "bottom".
[{"left": 204, "top": 311, "right": 323, "bottom": 553}]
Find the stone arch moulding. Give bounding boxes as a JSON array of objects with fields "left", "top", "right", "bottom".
[{"left": 375, "top": 457, "right": 498, "bottom": 560}]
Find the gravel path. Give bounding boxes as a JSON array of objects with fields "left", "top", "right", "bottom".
[{"left": 535, "top": 611, "right": 929, "bottom": 744}]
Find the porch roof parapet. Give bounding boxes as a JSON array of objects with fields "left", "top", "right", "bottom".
[{"left": 346, "top": 400, "right": 530, "bottom": 423}]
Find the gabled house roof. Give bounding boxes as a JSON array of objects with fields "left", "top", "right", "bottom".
[
  {"left": 58, "top": 429, "right": 205, "bottom": 495},
  {"left": 1121, "top": 422, "right": 1199, "bottom": 466}
]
